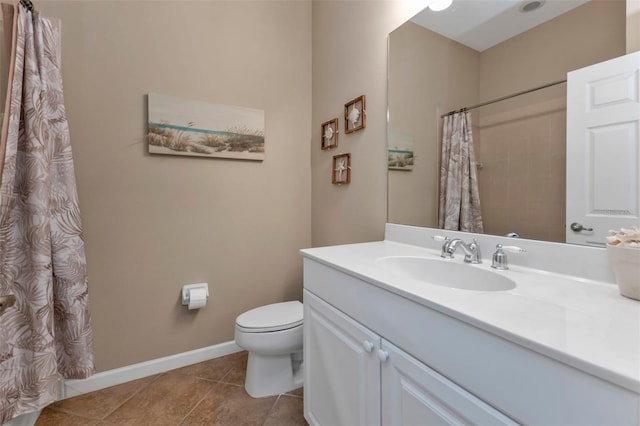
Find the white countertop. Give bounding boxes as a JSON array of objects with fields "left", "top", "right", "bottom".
[{"left": 301, "top": 240, "right": 640, "bottom": 395}]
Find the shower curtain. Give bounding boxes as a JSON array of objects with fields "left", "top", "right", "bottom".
[
  {"left": 438, "top": 110, "right": 484, "bottom": 233},
  {"left": 0, "top": 4, "right": 94, "bottom": 423}
]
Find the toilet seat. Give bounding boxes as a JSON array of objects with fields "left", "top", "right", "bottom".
[{"left": 236, "top": 301, "right": 303, "bottom": 333}]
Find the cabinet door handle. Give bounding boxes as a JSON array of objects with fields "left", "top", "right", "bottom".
[
  {"left": 363, "top": 340, "right": 374, "bottom": 353},
  {"left": 377, "top": 349, "right": 389, "bottom": 362}
]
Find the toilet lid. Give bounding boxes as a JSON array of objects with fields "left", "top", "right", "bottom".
[{"left": 236, "top": 301, "right": 303, "bottom": 332}]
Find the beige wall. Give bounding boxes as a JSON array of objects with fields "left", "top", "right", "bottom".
[
  {"left": 311, "top": 1, "right": 424, "bottom": 247},
  {"left": 388, "top": 22, "right": 479, "bottom": 227},
  {"left": 28, "top": 1, "right": 312, "bottom": 372},
  {"left": 479, "top": 0, "right": 626, "bottom": 101},
  {"left": 628, "top": 0, "right": 640, "bottom": 52}
]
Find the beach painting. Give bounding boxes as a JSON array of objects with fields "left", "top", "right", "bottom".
[
  {"left": 388, "top": 130, "right": 414, "bottom": 171},
  {"left": 148, "top": 93, "right": 265, "bottom": 160}
]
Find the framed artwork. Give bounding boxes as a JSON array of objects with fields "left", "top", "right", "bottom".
[
  {"left": 388, "top": 130, "right": 414, "bottom": 171},
  {"left": 147, "top": 93, "right": 265, "bottom": 161},
  {"left": 321, "top": 118, "right": 339, "bottom": 150},
  {"left": 344, "top": 95, "right": 366, "bottom": 134},
  {"left": 332, "top": 153, "right": 351, "bottom": 185}
]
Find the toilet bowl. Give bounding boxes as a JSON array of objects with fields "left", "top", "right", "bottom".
[{"left": 234, "top": 301, "right": 303, "bottom": 398}]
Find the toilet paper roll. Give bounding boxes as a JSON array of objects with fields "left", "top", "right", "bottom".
[{"left": 188, "top": 288, "right": 208, "bottom": 310}]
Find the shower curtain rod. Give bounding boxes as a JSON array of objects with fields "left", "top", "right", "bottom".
[{"left": 442, "top": 78, "right": 567, "bottom": 117}]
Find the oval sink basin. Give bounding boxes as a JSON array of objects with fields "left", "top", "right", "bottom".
[{"left": 377, "top": 256, "right": 516, "bottom": 291}]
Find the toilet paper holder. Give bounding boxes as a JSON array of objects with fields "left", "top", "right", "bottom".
[{"left": 181, "top": 283, "right": 209, "bottom": 307}]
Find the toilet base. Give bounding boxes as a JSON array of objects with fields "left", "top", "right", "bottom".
[{"left": 244, "top": 351, "right": 303, "bottom": 398}]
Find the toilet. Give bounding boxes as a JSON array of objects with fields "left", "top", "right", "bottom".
[{"left": 234, "top": 300, "right": 303, "bottom": 398}]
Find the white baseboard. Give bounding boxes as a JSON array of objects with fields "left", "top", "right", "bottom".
[{"left": 61, "top": 340, "right": 242, "bottom": 400}]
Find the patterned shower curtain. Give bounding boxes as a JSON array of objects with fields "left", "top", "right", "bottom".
[
  {"left": 438, "top": 110, "right": 484, "bottom": 233},
  {"left": 0, "top": 4, "right": 94, "bottom": 423}
]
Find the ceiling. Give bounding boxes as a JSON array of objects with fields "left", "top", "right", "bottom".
[{"left": 411, "top": 0, "right": 591, "bottom": 52}]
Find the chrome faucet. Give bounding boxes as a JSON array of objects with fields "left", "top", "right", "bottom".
[{"left": 441, "top": 238, "right": 482, "bottom": 264}]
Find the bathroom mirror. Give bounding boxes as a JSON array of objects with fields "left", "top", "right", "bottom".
[{"left": 387, "top": 0, "right": 628, "bottom": 244}]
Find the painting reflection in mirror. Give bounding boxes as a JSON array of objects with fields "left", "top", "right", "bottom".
[
  {"left": 387, "top": 0, "right": 626, "bottom": 243},
  {"left": 388, "top": 130, "right": 414, "bottom": 171}
]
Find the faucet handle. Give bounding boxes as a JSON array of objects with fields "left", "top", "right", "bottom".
[
  {"left": 491, "top": 244, "right": 509, "bottom": 270},
  {"left": 501, "top": 245, "right": 526, "bottom": 253},
  {"left": 433, "top": 235, "right": 453, "bottom": 259},
  {"left": 491, "top": 244, "right": 525, "bottom": 270}
]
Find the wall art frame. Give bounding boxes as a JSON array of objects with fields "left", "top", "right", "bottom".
[
  {"left": 147, "top": 93, "right": 265, "bottom": 161},
  {"left": 332, "top": 153, "right": 351, "bottom": 185},
  {"left": 387, "top": 130, "right": 414, "bottom": 171},
  {"left": 344, "top": 95, "right": 366, "bottom": 134},
  {"left": 321, "top": 118, "right": 339, "bottom": 150}
]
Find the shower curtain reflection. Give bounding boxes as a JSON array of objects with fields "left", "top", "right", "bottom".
[
  {"left": 438, "top": 110, "right": 484, "bottom": 233},
  {"left": 0, "top": 4, "right": 94, "bottom": 423}
]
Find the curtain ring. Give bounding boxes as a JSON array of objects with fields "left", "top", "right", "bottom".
[{"left": 19, "top": 0, "right": 34, "bottom": 12}]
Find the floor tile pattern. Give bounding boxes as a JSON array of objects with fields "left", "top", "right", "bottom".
[{"left": 35, "top": 351, "right": 306, "bottom": 426}]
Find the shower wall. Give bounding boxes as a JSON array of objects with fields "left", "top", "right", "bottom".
[{"left": 475, "top": 98, "right": 567, "bottom": 241}]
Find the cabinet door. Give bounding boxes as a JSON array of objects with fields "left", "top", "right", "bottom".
[
  {"left": 304, "top": 290, "right": 381, "bottom": 426},
  {"left": 380, "top": 339, "right": 517, "bottom": 426}
]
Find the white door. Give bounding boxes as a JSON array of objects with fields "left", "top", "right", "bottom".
[
  {"left": 566, "top": 51, "right": 640, "bottom": 246},
  {"left": 380, "top": 339, "right": 516, "bottom": 426},
  {"left": 303, "top": 290, "right": 381, "bottom": 426}
]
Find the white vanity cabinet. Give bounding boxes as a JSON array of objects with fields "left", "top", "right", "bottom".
[
  {"left": 380, "top": 338, "right": 515, "bottom": 425},
  {"left": 302, "top": 254, "right": 640, "bottom": 426},
  {"left": 304, "top": 289, "right": 516, "bottom": 426},
  {"left": 304, "top": 289, "right": 380, "bottom": 426}
]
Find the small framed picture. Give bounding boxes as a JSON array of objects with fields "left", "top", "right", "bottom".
[
  {"left": 344, "top": 95, "right": 366, "bottom": 134},
  {"left": 332, "top": 153, "right": 351, "bottom": 185},
  {"left": 321, "top": 118, "right": 339, "bottom": 150}
]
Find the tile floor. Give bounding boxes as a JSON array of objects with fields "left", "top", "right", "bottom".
[{"left": 35, "top": 351, "right": 307, "bottom": 426}]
